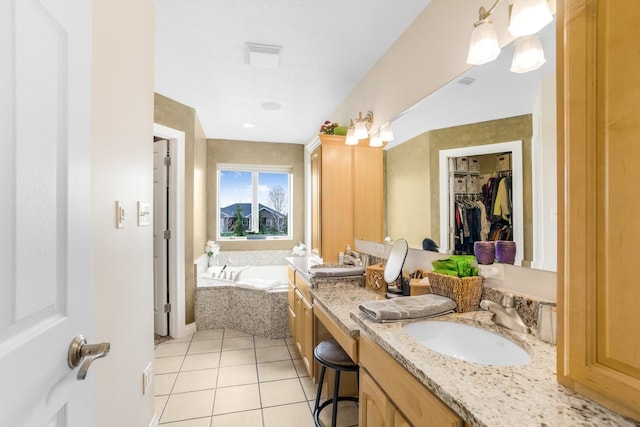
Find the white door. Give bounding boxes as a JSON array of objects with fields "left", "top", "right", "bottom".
[
  {"left": 0, "top": 0, "right": 97, "bottom": 426},
  {"left": 153, "top": 139, "right": 169, "bottom": 336}
]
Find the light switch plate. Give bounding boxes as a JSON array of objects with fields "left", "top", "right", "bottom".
[
  {"left": 115, "top": 201, "right": 125, "bottom": 229},
  {"left": 138, "top": 201, "right": 151, "bottom": 226}
]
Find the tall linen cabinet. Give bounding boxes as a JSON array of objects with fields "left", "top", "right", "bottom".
[
  {"left": 311, "top": 135, "right": 383, "bottom": 263},
  {"left": 558, "top": 0, "right": 640, "bottom": 421}
]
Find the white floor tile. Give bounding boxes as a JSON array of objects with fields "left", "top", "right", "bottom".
[
  {"left": 154, "top": 328, "right": 319, "bottom": 426},
  {"left": 188, "top": 339, "right": 223, "bottom": 355},
  {"left": 154, "top": 373, "right": 177, "bottom": 396},
  {"left": 257, "top": 360, "right": 298, "bottom": 382},
  {"left": 154, "top": 395, "right": 169, "bottom": 420},
  {"left": 287, "top": 343, "right": 301, "bottom": 359},
  {"left": 316, "top": 401, "right": 359, "bottom": 427},
  {"left": 254, "top": 336, "right": 286, "bottom": 348},
  {"left": 154, "top": 355, "right": 184, "bottom": 374},
  {"left": 161, "top": 389, "right": 215, "bottom": 423},
  {"left": 168, "top": 334, "right": 194, "bottom": 343},
  {"left": 159, "top": 417, "right": 212, "bottom": 427},
  {"left": 211, "top": 409, "right": 263, "bottom": 427},
  {"left": 155, "top": 342, "right": 190, "bottom": 358},
  {"left": 256, "top": 345, "right": 292, "bottom": 363},
  {"left": 300, "top": 375, "right": 319, "bottom": 401},
  {"left": 263, "top": 402, "right": 315, "bottom": 427},
  {"left": 193, "top": 329, "right": 224, "bottom": 341},
  {"left": 212, "top": 384, "right": 261, "bottom": 415},
  {"left": 172, "top": 368, "right": 218, "bottom": 393},
  {"left": 260, "top": 378, "right": 307, "bottom": 407},
  {"left": 222, "top": 336, "right": 255, "bottom": 351},
  {"left": 223, "top": 329, "right": 251, "bottom": 338},
  {"left": 219, "top": 349, "right": 256, "bottom": 367},
  {"left": 217, "top": 364, "right": 258, "bottom": 388},
  {"left": 181, "top": 352, "right": 220, "bottom": 371},
  {"left": 292, "top": 358, "right": 309, "bottom": 377}
]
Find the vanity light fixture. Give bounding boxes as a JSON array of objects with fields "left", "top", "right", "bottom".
[
  {"left": 353, "top": 111, "right": 373, "bottom": 140},
  {"left": 508, "top": 0, "right": 553, "bottom": 38},
  {"left": 369, "top": 130, "right": 383, "bottom": 148},
  {"left": 345, "top": 125, "right": 359, "bottom": 145},
  {"left": 466, "top": 0, "right": 552, "bottom": 72},
  {"left": 379, "top": 123, "right": 394, "bottom": 142},
  {"left": 510, "top": 34, "right": 546, "bottom": 73}
]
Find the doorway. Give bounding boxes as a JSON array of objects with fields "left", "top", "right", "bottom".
[
  {"left": 438, "top": 140, "right": 524, "bottom": 266},
  {"left": 153, "top": 123, "right": 192, "bottom": 339},
  {"left": 153, "top": 137, "right": 170, "bottom": 337}
]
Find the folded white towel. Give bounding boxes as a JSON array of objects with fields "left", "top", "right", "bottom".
[{"left": 359, "top": 294, "right": 456, "bottom": 322}]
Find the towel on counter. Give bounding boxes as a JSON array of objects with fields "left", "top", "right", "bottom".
[{"left": 359, "top": 294, "right": 456, "bottom": 322}]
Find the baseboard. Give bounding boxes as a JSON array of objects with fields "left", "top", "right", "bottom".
[
  {"left": 183, "top": 322, "right": 197, "bottom": 337},
  {"left": 148, "top": 414, "right": 159, "bottom": 427}
]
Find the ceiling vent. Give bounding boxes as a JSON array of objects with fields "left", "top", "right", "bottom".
[
  {"left": 246, "top": 43, "right": 282, "bottom": 69},
  {"left": 457, "top": 77, "right": 476, "bottom": 86}
]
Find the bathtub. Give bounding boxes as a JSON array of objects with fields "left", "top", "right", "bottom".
[{"left": 195, "top": 264, "right": 290, "bottom": 338}]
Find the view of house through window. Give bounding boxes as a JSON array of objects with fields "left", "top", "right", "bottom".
[{"left": 217, "top": 164, "right": 292, "bottom": 240}]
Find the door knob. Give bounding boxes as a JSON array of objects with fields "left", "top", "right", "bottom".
[{"left": 68, "top": 335, "right": 111, "bottom": 380}]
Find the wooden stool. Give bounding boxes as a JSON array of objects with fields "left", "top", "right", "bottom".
[{"left": 312, "top": 339, "right": 359, "bottom": 427}]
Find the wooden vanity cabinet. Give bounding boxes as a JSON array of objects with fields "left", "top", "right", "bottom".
[
  {"left": 360, "top": 370, "right": 411, "bottom": 427},
  {"left": 312, "top": 135, "right": 383, "bottom": 263},
  {"left": 287, "top": 267, "right": 314, "bottom": 378},
  {"left": 359, "top": 335, "right": 466, "bottom": 427},
  {"left": 558, "top": 0, "right": 640, "bottom": 421}
]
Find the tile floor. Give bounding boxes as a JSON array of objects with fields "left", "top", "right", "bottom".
[{"left": 154, "top": 329, "right": 359, "bottom": 427}]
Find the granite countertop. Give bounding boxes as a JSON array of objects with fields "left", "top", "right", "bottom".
[
  {"left": 311, "top": 286, "right": 383, "bottom": 338},
  {"left": 309, "top": 285, "right": 637, "bottom": 427}
]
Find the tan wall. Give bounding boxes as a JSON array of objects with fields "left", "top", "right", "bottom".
[
  {"left": 207, "top": 139, "right": 304, "bottom": 251},
  {"left": 92, "top": 0, "right": 155, "bottom": 425},
  {"left": 154, "top": 93, "right": 206, "bottom": 324},
  {"left": 385, "top": 132, "right": 431, "bottom": 249},
  {"left": 385, "top": 115, "right": 533, "bottom": 261}
]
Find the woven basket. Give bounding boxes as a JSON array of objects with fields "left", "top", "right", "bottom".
[{"left": 426, "top": 271, "right": 484, "bottom": 313}]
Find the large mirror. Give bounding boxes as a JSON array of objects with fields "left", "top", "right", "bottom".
[{"left": 383, "top": 23, "right": 556, "bottom": 272}]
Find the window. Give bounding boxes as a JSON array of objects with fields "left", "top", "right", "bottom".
[{"left": 217, "top": 164, "right": 292, "bottom": 241}]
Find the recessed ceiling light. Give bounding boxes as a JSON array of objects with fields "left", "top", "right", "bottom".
[
  {"left": 243, "top": 123, "right": 256, "bottom": 129},
  {"left": 262, "top": 102, "right": 282, "bottom": 111}
]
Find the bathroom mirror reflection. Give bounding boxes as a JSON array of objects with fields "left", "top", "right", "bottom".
[{"left": 383, "top": 23, "right": 556, "bottom": 272}]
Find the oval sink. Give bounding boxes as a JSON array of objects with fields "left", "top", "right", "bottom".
[{"left": 402, "top": 320, "right": 531, "bottom": 366}]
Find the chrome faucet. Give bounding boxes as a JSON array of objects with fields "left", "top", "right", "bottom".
[
  {"left": 480, "top": 294, "right": 530, "bottom": 334},
  {"left": 218, "top": 258, "right": 232, "bottom": 278}
]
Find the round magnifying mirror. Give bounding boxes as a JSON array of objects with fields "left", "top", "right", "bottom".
[{"left": 383, "top": 239, "right": 409, "bottom": 284}]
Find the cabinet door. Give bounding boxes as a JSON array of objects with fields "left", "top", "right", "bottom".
[
  {"left": 293, "top": 289, "right": 304, "bottom": 355},
  {"left": 321, "top": 143, "right": 353, "bottom": 263},
  {"left": 559, "top": 0, "right": 640, "bottom": 421},
  {"left": 353, "top": 146, "right": 383, "bottom": 243},
  {"left": 287, "top": 282, "right": 296, "bottom": 337},
  {"left": 360, "top": 370, "right": 391, "bottom": 427},
  {"left": 302, "top": 294, "right": 315, "bottom": 378},
  {"left": 391, "top": 408, "right": 412, "bottom": 427}
]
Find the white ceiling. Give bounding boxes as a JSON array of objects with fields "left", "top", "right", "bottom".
[
  {"left": 154, "top": 0, "right": 556, "bottom": 147},
  {"left": 154, "top": 0, "right": 433, "bottom": 144}
]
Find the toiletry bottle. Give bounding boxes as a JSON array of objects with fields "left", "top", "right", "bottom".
[
  {"left": 338, "top": 252, "right": 344, "bottom": 265},
  {"left": 346, "top": 244, "right": 352, "bottom": 256}
]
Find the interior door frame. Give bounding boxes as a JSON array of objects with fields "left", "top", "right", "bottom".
[
  {"left": 438, "top": 140, "right": 524, "bottom": 266},
  {"left": 153, "top": 123, "right": 190, "bottom": 338}
]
